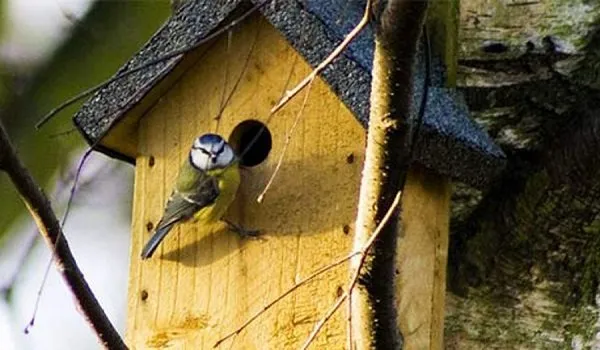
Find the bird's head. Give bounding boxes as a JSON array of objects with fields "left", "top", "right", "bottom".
[{"left": 189, "top": 133, "right": 236, "bottom": 171}]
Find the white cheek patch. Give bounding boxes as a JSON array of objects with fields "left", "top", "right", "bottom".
[
  {"left": 216, "top": 147, "right": 235, "bottom": 168},
  {"left": 190, "top": 149, "right": 211, "bottom": 170}
]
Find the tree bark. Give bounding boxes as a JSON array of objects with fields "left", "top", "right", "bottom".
[
  {"left": 350, "top": 1, "right": 428, "bottom": 348},
  {"left": 446, "top": 0, "right": 600, "bottom": 347}
]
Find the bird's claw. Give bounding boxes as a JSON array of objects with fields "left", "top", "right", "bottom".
[
  {"left": 222, "top": 219, "right": 261, "bottom": 240},
  {"left": 239, "top": 228, "right": 261, "bottom": 239}
]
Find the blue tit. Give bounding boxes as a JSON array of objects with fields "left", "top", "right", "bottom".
[{"left": 141, "top": 133, "right": 241, "bottom": 259}]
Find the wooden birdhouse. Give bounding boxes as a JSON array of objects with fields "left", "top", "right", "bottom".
[{"left": 73, "top": 1, "right": 505, "bottom": 349}]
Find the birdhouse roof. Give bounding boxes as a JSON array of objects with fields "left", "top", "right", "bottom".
[{"left": 73, "top": 0, "right": 506, "bottom": 188}]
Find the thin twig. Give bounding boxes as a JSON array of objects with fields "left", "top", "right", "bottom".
[
  {"left": 215, "top": 20, "right": 260, "bottom": 123},
  {"left": 301, "top": 292, "right": 348, "bottom": 350},
  {"left": 257, "top": 79, "right": 314, "bottom": 203},
  {"left": 213, "top": 251, "right": 360, "bottom": 348},
  {"left": 215, "top": 29, "right": 232, "bottom": 125},
  {"left": 35, "top": 1, "right": 268, "bottom": 130},
  {"left": 270, "top": 0, "right": 371, "bottom": 115},
  {"left": 2, "top": 156, "right": 111, "bottom": 293},
  {"left": 26, "top": 149, "right": 93, "bottom": 330},
  {"left": 0, "top": 122, "right": 126, "bottom": 349},
  {"left": 48, "top": 127, "right": 79, "bottom": 139}
]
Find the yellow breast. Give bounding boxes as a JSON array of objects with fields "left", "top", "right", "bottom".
[{"left": 193, "top": 165, "right": 240, "bottom": 223}]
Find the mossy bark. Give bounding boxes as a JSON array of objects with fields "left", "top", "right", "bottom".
[{"left": 447, "top": 0, "right": 600, "bottom": 348}]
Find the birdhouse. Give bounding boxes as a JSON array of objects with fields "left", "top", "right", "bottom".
[{"left": 73, "top": 1, "right": 505, "bottom": 349}]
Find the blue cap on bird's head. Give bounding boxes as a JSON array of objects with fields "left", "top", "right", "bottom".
[
  {"left": 198, "top": 133, "right": 224, "bottom": 145},
  {"left": 189, "top": 133, "right": 236, "bottom": 171}
]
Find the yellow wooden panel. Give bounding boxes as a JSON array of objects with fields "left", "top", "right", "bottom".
[
  {"left": 128, "top": 14, "right": 363, "bottom": 349},
  {"left": 396, "top": 165, "right": 451, "bottom": 350}
]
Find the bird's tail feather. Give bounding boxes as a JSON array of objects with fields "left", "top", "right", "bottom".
[{"left": 141, "top": 222, "right": 176, "bottom": 259}]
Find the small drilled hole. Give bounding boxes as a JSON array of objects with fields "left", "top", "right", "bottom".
[
  {"left": 343, "top": 225, "right": 350, "bottom": 234},
  {"left": 146, "top": 222, "right": 154, "bottom": 232},
  {"left": 229, "top": 120, "right": 272, "bottom": 167},
  {"left": 346, "top": 153, "right": 355, "bottom": 164},
  {"left": 140, "top": 290, "right": 149, "bottom": 301},
  {"left": 148, "top": 156, "right": 155, "bottom": 167}
]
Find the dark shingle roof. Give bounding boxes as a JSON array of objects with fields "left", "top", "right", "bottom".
[{"left": 73, "top": 0, "right": 506, "bottom": 188}]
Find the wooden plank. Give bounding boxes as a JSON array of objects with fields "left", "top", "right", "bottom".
[
  {"left": 396, "top": 165, "right": 451, "bottom": 349},
  {"left": 127, "top": 13, "right": 364, "bottom": 349}
]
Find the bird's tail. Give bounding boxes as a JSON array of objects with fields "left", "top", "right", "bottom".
[{"left": 141, "top": 222, "right": 177, "bottom": 259}]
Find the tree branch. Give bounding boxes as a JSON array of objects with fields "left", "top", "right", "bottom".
[
  {"left": 0, "top": 121, "right": 127, "bottom": 349},
  {"left": 350, "top": 0, "right": 429, "bottom": 348}
]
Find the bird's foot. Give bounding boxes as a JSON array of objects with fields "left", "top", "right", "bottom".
[{"left": 222, "top": 219, "right": 261, "bottom": 239}]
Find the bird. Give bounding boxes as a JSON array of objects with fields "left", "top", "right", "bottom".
[{"left": 141, "top": 133, "right": 251, "bottom": 259}]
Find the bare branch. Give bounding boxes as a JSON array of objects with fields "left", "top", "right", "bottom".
[
  {"left": 0, "top": 122, "right": 126, "bottom": 349},
  {"left": 349, "top": 0, "right": 429, "bottom": 347}
]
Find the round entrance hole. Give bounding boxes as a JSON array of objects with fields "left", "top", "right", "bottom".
[{"left": 229, "top": 120, "right": 272, "bottom": 167}]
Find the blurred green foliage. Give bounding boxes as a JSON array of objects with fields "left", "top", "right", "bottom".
[{"left": 0, "top": 1, "right": 170, "bottom": 238}]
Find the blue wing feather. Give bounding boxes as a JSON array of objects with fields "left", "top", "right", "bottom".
[{"left": 140, "top": 221, "right": 178, "bottom": 259}]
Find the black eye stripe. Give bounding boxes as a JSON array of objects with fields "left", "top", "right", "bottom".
[
  {"left": 192, "top": 145, "right": 211, "bottom": 156},
  {"left": 192, "top": 140, "right": 226, "bottom": 159},
  {"left": 214, "top": 141, "right": 225, "bottom": 155}
]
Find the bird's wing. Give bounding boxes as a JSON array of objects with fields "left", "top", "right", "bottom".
[
  {"left": 141, "top": 168, "right": 220, "bottom": 259},
  {"left": 159, "top": 175, "right": 219, "bottom": 229}
]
